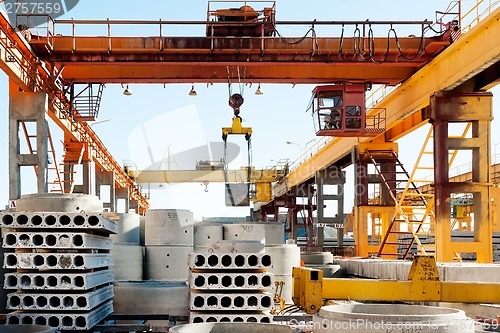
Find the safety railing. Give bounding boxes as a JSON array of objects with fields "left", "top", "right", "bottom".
[
  {"left": 16, "top": 14, "right": 55, "bottom": 49},
  {"left": 21, "top": 16, "right": 439, "bottom": 57},
  {"left": 460, "top": 0, "right": 500, "bottom": 34}
]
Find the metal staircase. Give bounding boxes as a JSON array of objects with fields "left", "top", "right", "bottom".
[
  {"left": 21, "top": 122, "right": 64, "bottom": 193},
  {"left": 70, "top": 83, "right": 105, "bottom": 122},
  {"left": 373, "top": 124, "right": 471, "bottom": 259},
  {"left": 365, "top": 149, "right": 433, "bottom": 259},
  {"left": 57, "top": 142, "right": 87, "bottom": 193}
]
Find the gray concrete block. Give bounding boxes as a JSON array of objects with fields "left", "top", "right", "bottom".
[
  {"left": 265, "top": 244, "right": 301, "bottom": 275},
  {"left": 189, "top": 253, "right": 272, "bottom": 270},
  {"left": 189, "top": 272, "right": 273, "bottom": 290},
  {"left": 301, "top": 252, "right": 334, "bottom": 265},
  {"left": 207, "top": 240, "right": 265, "bottom": 254},
  {"left": 189, "top": 292, "right": 273, "bottom": 311},
  {"left": 3, "top": 231, "right": 112, "bottom": 249},
  {"left": 4, "top": 253, "right": 112, "bottom": 270},
  {"left": 110, "top": 212, "right": 140, "bottom": 244},
  {"left": 189, "top": 313, "right": 273, "bottom": 324},
  {"left": 7, "top": 299, "right": 113, "bottom": 330},
  {"left": 437, "top": 262, "right": 500, "bottom": 282},
  {"left": 140, "top": 216, "right": 146, "bottom": 246},
  {"left": 223, "top": 224, "right": 265, "bottom": 244},
  {"left": 145, "top": 246, "right": 192, "bottom": 280},
  {"left": 111, "top": 244, "right": 144, "bottom": 280},
  {"left": 0, "top": 212, "right": 117, "bottom": 234},
  {"left": 113, "top": 280, "right": 189, "bottom": 317},
  {"left": 7, "top": 285, "right": 113, "bottom": 311},
  {"left": 15, "top": 193, "right": 103, "bottom": 213},
  {"left": 223, "top": 223, "right": 285, "bottom": 245},
  {"left": 263, "top": 223, "right": 285, "bottom": 245},
  {"left": 145, "top": 209, "right": 194, "bottom": 246},
  {"left": 194, "top": 223, "right": 224, "bottom": 247},
  {"left": 4, "top": 270, "right": 114, "bottom": 290},
  {"left": 305, "top": 264, "right": 343, "bottom": 278}
]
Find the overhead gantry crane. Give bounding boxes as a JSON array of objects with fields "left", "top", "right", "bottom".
[
  {"left": 263, "top": 4, "right": 500, "bottom": 263},
  {"left": 1, "top": 1, "right": 498, "bottom": 263},
  {"left": 1, "top": 1, "right": 450, "bottom": 213}
]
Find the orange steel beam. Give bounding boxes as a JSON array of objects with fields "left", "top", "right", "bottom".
[
  {"left": 26, "top": 19, "right": 451, "bottom": 85},
  {"left": 271, "top": 6, "right": 500, "bottom": 200},
  {"left": 0, "top": 13, "right": 149, "bottom": 213}
]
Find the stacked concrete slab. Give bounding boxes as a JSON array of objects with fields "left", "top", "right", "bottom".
[
  {"left": 1, "top": 211, "right": 116, "bottom": 330},
  {"left": 188, "top": 249, "right": 274, "bottom": 324},
  {"left": 332, "top": 257, "right": 500, "bottom": 282},
  {"left": 397, "top": 232, "right": 500, "bottom": 261},
  {"left": 144, "top": 209, "right": 194, "bottom": 280}
]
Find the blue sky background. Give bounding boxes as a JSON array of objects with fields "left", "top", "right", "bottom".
[{"left": 0, "top": 1, "right": 499, "bottom": 220}]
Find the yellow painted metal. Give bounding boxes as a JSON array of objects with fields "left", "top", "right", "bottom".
[
  {"left": 222, "top": 116, "right": 252, "bottom": 138},
  {"left": 440, "top": 283, "right": 500, "bottom": 303},
  {"left": 358, "top": 142, "right": 398, "bottom": 155},
  {"left": 323, "top": 280, "right": 413, "bottom": 303},
  {"left": 255, "top": 182, "right": 272, "bottom": 202},
  {"left": 130, "top": 168, "right": 283, "bottom": 184},
  {"left": 407, "top": 256, "right": 441, "bottom": 301},
  {"left": 292, "top": 267, "right": 323, "bottom": 314},
  {"left": 353, "top": 206, "right": 394, "bottom": 257},
  {"left": 293, "top": 256, "right": 500, "bottom": 314},
  {"left": 274, "top": 7, "right": 500, "bottom": 199},
  {"left": 493, "top": 186, "right": 500, "bottom": 232}
]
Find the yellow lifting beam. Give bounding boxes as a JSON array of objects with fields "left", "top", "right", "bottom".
[
  {"left": 292, "top": 256, "right": 500, "bottom": 314},
  {"left": 222, "top": 116, "right": 252, "bottom": 139}
]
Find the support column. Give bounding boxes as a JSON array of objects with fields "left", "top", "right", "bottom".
[
  {"left": 354, "top": 206, "right": 395, "bottom": 257},
  {"left": 116, "top": 187, "right": 130, "bottom": 213},
  {"left": 352, "top": 142, "right": 398, "bottom": 257},
  {"left": 73, "top": 157, "right": 92, "bottom": 194},
  {"left": 8, "top": 79, "right": 49, "bottom": 200},
  {"left": 95, "top": 167, "right": 116, "bottom": 212},
  {"left": 315, "top": 166, "right": 345, "bottom": 247},
  {"left": 431, "top": 91, "right": 493, "bottom": 263},
  {"left": 288, "top": 207, "right": 299, "bottom": 241}
]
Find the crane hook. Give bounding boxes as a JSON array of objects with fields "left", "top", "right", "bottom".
[{"left": 203, "top": 181, "right": 209, "bottom": 192}]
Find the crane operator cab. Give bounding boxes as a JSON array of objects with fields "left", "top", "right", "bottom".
[{"left": 307, "top": 82, "right": 385, "bottom": 137}]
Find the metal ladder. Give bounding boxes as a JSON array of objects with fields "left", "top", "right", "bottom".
[
  {"left": 57, "top": 142, "right": 86, "bottom": 193},
  {"left": 374, "top": 124, "right": 471, "bottom": 259},
  {"left": 366, "top": 149, "right": 432, "bottom": 259},
  {"left": 20, "top": 122, "right": 64, "bottom": 193}
]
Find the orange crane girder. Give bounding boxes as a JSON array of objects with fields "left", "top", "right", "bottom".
[{"left": 27, "top": 23, "right": 451, "bottom": 85}]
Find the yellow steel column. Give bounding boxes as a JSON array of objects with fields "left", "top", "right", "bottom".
[
  {"left": 492, "top": 186, "right": 500, "bottom": 232},
  {"left": 431, "top": 92, "right": 493, "bottom": 263},
  {"left": 353, "top": 206, "right": 368, "bottom": 257},
  {"left": 354, "top": 206, "right": 396, "bottom": 257}
]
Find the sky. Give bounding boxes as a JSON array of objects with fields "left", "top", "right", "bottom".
[{"left": 0, "top": 0, "right": 499, "bottom": 221}]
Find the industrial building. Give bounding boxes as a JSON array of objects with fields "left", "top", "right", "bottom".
[{"left": 0, "top": 0, "right": 499, "bottom": 332}]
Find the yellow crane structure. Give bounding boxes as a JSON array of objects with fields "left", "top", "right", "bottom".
[
  {"left": 1, "top": 1, "right": 499, "bottom": 263},
  {"left": 126, "top": 164, "right": 288, "bottom": 204}
]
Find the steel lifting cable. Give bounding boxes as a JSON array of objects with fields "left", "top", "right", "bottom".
[
  {"left": 223, "top": 65, "right": 252, "bottom": 204},
  {"left": 247, "top": 135, "right": 252, "bottom": 190}
]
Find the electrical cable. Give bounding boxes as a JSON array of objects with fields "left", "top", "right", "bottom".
[{"left": 275, "top": 21, "right": 435, "bottom": 65}]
